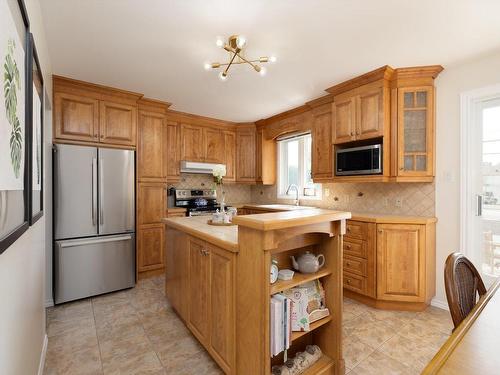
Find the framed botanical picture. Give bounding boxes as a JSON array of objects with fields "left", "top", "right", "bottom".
[
  {"left": 0, "top": 0, "right": 30, "bottom": 254},
  {"left": 28, "top": 33, "right": 43, "bottom": 225}
]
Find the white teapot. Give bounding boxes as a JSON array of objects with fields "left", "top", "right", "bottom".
[{"left": 290, "top": 251, "right": 325, "bottom": 274}]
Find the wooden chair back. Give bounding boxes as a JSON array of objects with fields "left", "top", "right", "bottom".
[{"left": 444, "top": 252, "right": 487, "bottom": 329}]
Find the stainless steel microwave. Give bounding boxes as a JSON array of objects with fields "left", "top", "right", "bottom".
[{"left": 335, "top": 144, "right": 382, "bottom": 176}]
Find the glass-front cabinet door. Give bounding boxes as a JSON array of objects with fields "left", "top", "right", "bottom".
[{"left": 397, "top": 86, "right": 434, "bottom": 177}]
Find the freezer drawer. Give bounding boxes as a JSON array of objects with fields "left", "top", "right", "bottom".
[{"left": 54, "top": 234, "right": 136, "bottom": 304}]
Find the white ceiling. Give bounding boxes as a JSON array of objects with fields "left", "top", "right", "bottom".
[{"left": 40, "top": 0, "right": 500, "bottom": 122}]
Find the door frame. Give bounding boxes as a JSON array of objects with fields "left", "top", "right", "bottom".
[{"left": 460, "top": 83, "right": 500, "bottom": 272}]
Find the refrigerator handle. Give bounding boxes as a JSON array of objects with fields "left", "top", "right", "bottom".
[
  {"left": 59, "top": 235, "right": 133, "bottom": 248},
  {"left": 99, "top": 158, "right": 104, "bottom": 225},
  {"left": 92, "top": 158, "right": 97, "bottom": 226}
]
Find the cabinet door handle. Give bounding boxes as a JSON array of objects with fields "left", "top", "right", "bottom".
[
  {"left": 350, "top": 132, "right": 354, "bottom": 136},
  {"left": 346, "top": 245, "right": 351, "bottom": 250},
  {"left": 346, "top": 279, "right": 351, "bottom": 285},
  {"left": 378, "top": 229, "right": 383, "bottom": 233},
  {"left": 346, "top": 262, "right": 351, "bottom": 267}
]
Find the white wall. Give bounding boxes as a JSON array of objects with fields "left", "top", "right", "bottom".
[
  {"left": 0, "top": 1, "right": 52, "bottom": 374},
  {"left": 434, "top": 49, "right": 500, "bottom": 308}
]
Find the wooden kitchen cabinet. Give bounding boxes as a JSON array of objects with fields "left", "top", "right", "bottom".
[
  {"left": 236, "top": 127, "right": 256, "bottom": 183},
  {"left": 204, "top": 128, "right": 225, "bottom": 163},
  {"left": 395, "top": 87, "right": 434, "bottom": 178},
  {"left": 332, "top": 96, "right": 356, "bottom": 144},
  {"left": 255, "top": 126, "right": 276, "bottom": 185},
  {"left": 332, "top": 85, "right": 386, "bottom": 144},
  {"left": 376, "top": 224, "right": 426, "bottom": 302},
  {"left": 223, "top": 131, "right": 236, "bottom": 182},
  {"left": 311, "top": 103, "right": 333, "bottom": 181},
  {"left": 181, "top": 124, "right": 204, "bottom": 162},
  {"left": 343, "top": 217, "right": 436, "bottom": 311},
  {"left": 137, "top": 224, "right": 164, "bottom": 273},
  {"left": 166, "top": 120, "right": 181, "bottom": 182},
  {"left": 188, "top": 237, "right": 211, "bottom": 344},
  {"left": 54, "top": 92, "right": 99, "bottom": 142},
  {"left": 138, "top": 109, "right": 166, "bottom": 182},
  {"left": 99, "top": 100, "right": 137, "bottom": 146},
  {"left": 53, "top": 76, "right": 142, "bottom": 147},
  {"left": 166, "top": 231, "right": 235, "bottom": 374},
  {"left": 209, "top": 245, "right": 235, "bottom": 373},
  {"left": 138, "top": 183, "right": 165, "bottom": 225}
]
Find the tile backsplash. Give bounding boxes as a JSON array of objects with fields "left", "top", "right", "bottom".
[
  {"left": 169, "top": 174, "right": 435, "bottom": 217},
  {"left": 251, "top": 182, "right": 435, "bottom": 217},
  {"left": 168, "top": 174, "right": 252, "bottom": 204}
]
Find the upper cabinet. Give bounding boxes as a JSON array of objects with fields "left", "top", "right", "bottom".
[
  {"left": 53, "top": 76, "right": 142, "bottom": 147},
  {"left": 311, "top": 103, "right": 333, "bottom": 181},
  {"left": 236, "top": 126, "right": 256, "bottom": 183},
  {"left": 332, "top": 83, "right": 388, "bottom": 145},
  {"left": 137, "top": 99, "right": 170, "bottom": 182},
  {"left": 99, "top": 101, "right": 137, "bottom": 146},
  {"left": 54, "top": 92, "right": 99, "bottom": 142},
  {"left": 166, "top": 120, "right": 181, "bottom": 182},
  {"left": 223, "top": 131, "right": 236, "bottom": 182},
  {"left": 180, "top": 124, "right": 225, "bottom": 164},
  {"left": 255, "top": 124, "right": 276, "bottom": 185},
  {"left": 390, "top": 66, "right": 443, "bottom": 181}
]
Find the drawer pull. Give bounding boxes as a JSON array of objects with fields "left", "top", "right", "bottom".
[
  {"left": 347, "top": 227, "right": 351, "bottom": 232},
  {"left": 346, "top": 279, "right": 351, "bottom": 284},
  {"left": 346, "top": 244, "right": 351, "bottom": 250},
  {"left": 346, "top": 262, "right": 351, "bottom": 267}
]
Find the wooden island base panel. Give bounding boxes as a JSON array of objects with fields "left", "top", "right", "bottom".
[{"left": 163, "top": 209, "right": 352, "bottom": 375}]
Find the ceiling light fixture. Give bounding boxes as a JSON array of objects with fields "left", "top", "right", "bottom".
[{"left": 205, "top": 35, "right": 276, "bottom": 80}]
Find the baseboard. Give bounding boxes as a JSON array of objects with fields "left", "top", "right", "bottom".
[
  {"left": 45, "top": 298, "right": 54, "bottom": 308},
  {"left": 37, "top": 334, "right": 48, "bottom": 375},
  {"left": 431, "top": 298, "right": 449, "bottom": 311}
]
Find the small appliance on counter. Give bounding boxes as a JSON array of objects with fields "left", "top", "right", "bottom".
[{"left": 175, "top": 189, "right": 231, "bottom": 217}]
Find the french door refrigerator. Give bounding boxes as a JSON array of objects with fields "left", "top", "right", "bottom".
[{"left": 54, "top": 144, "right": 135, "bottom": 304}]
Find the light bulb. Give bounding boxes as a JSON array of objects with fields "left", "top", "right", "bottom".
[
  {"left": 215, "top": 37, "right": 224, "bottom": 48},
  {"left": 236, "top": 35, "right": 246, "bottom": 49},
  {"left": 204, "top": 63, "right": 211, "bottom": 71},
  {"left": 269, "top": 55, "right": 277, "bottom": 63},
  {"left": 259, "top": 66, "right": 267, "bottom": 76},
  {"left": 219, "top": 72, "right": 228, "bottom": 81}
]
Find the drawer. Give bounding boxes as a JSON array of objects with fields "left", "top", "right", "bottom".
[
  {"left": 343, "top": 238, "right": 367, "bottom": 259},
  {"left": 343, "top": 272, "right": 367, "bottom": 294},
  {"left": 346, "top": 220, "right": 369, "bottom": 240},
  {"left": 343, "top": 255, "right": 367, "bottom": 277}
]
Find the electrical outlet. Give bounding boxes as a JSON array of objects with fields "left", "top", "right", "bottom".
[
  {"left": 395, "top": 197, "right": 403, "bottom": 207},
  {"left": 324, "top": 188, "right": 330, "bottom": 197}
]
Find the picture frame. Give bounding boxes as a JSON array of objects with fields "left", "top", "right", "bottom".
[
  {"left": 0, "top": 0, "right": 30, "bottom": 254},
  {"left": 28, "top": 32, "right": 43, "bottom": 225}
]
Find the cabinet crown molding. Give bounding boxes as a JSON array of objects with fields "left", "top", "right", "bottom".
[
  {"left": 325, "top": 65, "right": 395, "bottom": 96},
  {"left": 138, "top": 97, "right": 172, "bottom": 114}
]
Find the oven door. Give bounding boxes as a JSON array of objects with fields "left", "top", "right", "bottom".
[{"left": 335, "top": 144, "right": 382, "bottom": 176}]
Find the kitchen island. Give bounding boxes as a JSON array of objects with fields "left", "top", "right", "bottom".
[{"left": 163, "top": 209, "right": 351, "bottom": 375}]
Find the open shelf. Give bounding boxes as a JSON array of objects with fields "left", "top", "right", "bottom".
[
  {"left": 291, "top": 315, "right": 332, "bottom": 342},
  {"left": 270, "top": 269, "right": 332, "bottom": 295}
]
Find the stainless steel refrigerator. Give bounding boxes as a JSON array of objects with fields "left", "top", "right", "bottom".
[{"left": 54, "top": 144, "right": 135, "bottom": 304}]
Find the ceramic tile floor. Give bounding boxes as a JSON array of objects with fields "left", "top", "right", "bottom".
[{"left": 44, "top": 275, "right": 453, "bottom": 375}]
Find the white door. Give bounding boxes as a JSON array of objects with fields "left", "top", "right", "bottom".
[{"left": 462, "top": 89, "right": 500, "bottom": 287}]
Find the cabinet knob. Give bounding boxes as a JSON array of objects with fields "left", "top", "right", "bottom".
[
  {"left": 350, "top": 132, "right": 354, "bottom": 136},
  {"left": 346, "top": 262, "right": 351, "bottom": 267},
  {"left": 399, "top": 167, "right": 404, "bottom": 171},
  {"left": 378, "top": 229, "right": 383, "bottom": 233},
  {"left": 346, "top": 245, "right": 351, "bottom": 250},
  {"left": 347, "top": 227, "right": 351, "bottom": 232},
  {"left": 346, "top": 279, "right": 351, "bottom": 284}
]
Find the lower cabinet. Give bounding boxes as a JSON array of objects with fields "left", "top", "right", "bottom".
[
  {"left": 376, "top": 224, "right": 427, "bottom": 302},
  {"left": 166, "top": 231, "right": 235, "bottom": 374},
  {"left": 343, "top": 218, "right": 436, "bottom": 310},
  {"left": 137, "top": 224, "right": 164, "bottom": 273}
]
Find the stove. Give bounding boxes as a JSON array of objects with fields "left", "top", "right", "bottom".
[{"left": 174, "top": 189, "right": 226, "bottom": 217}]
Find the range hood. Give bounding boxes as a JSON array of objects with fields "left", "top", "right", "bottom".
[{"left": 180, "top": 161, "right": 223, "bottom": 174}]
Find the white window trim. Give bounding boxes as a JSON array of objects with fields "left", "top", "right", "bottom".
[{"left": 276, "top": 134, "right": 322, "bottom": 201}]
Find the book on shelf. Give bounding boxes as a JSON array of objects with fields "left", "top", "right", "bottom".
[{"left": 270, "top": 294, "right": 291, "bottom": 357}]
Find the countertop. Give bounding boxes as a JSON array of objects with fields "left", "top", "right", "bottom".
[
  {"left": 163, "top": 216, "right": 238, "bottom": 252},
  {"left": 238, "top": 204, "right": 436, "bottom": 225}
]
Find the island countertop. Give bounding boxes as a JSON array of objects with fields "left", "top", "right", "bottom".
[
  {"left": 163, "top": 208, "right": 351, "bottom": 252},
  {"left": 162, "top": 216, "right": 238, "bottom": 252}
]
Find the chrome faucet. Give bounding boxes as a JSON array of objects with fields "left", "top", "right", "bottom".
[{"left": 285, "top": 184, "right": 300, "bottom": 206}]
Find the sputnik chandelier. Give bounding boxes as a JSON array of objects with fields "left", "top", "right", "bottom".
[{"left": 204, "top": 35, "right": 276, "bottom": 81}]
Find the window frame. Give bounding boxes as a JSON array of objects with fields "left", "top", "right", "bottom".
[{"left": 277, "top": 133, "right": 322, "bottom": 201}]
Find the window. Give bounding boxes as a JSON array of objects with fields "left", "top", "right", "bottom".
[{"left": 278, "top": 134, "right": 321, "bottom": 200}]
